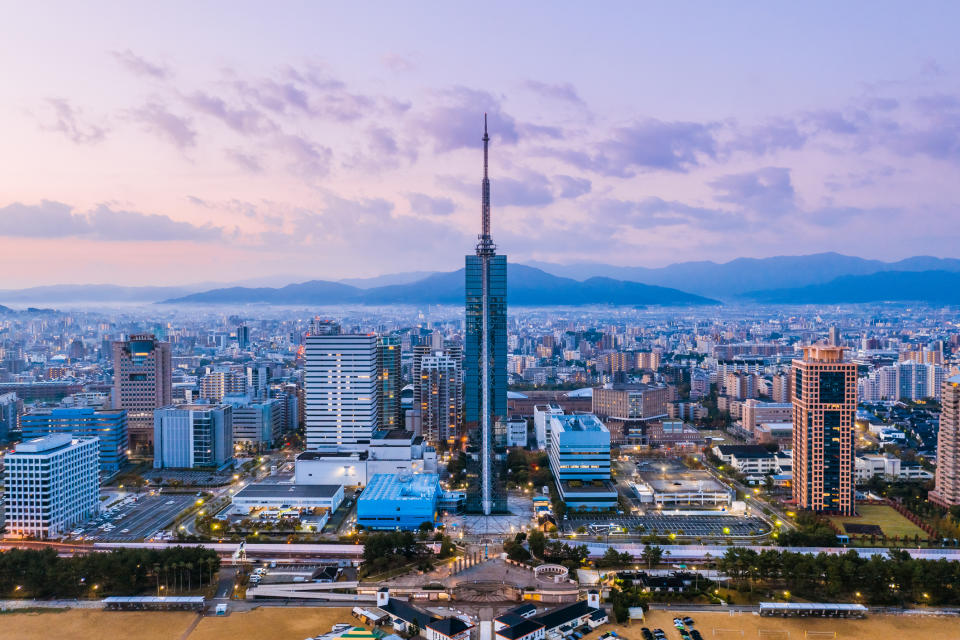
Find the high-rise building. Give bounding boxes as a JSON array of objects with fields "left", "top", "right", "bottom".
[
  {"left": 828, "top": 326, "right": 840, "bottom": 346},
  {"left": 377, "top": 336, "right": 402, "bottom": 430},
  {"left": 112, "top": 334, "right": 172, "bottom": 451},
  {"left": 305, "top": 333, "right": 378, "bottom": 449},
  {"left": 771, "top": 372, "right": 791, "bottom": 404},
  {"left": 246, "top": 363, "right": 271, "bottom": 400},
  {"left": 4, "top": 434, "right": 100, "bottom": 539},
  {"left": 419, "top": 352, "right": 463, "bottom": 447},
  {"left": 792, "top": 345, "right": 856, "bottom": 516},
  {"left": 930, "top": 374, "right": 960, "bottom": 506},
  {"left": 153, "top": 404, "right": 233, "bottom": 469},
  {"left": 548, "top": 414, "right": 616, "bottom": 510},
  {"left": 236, "top": 325, "right": 250, "bottom": 350},
  {"left": 0, "top": 392, "right": 20, "bottom": 443},
  {"left": 464, "top": 116, "right": 507, "bottom": 514},
  {"left": 21, "top": 407, "right": 128, "bottom": 474}
]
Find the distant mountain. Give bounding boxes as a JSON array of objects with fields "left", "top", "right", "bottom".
[
  {"left": 743, "top": 270, "right": 960, "bottom": 304},
  {"left": 0, "top": 284, "right": 199, "bottom": 303},
  {"left": 162, "top": 264, "right": 718, "bottom": 307},
  {"left": 0, "top": 304, "right": 12, "bottom": 314},
  {"left": 339, "top": 271, "right": 437, "bottom": 288},
  {"left": 525, "top": 253, "right": 960, "bottom": 297}
]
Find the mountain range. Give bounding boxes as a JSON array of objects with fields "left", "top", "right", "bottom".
[
  {"left": 2, "top": 253, "right": 960, "bottom": 306},
  {"left": 161, "top": 264, "right": 718, "bottom": 307}
]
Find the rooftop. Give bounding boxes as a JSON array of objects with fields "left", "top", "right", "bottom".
[
  {"left": 298, "top": 451, "right": 368, "bottom": 461},
  {"left": 534, "top": 600, "right": 597, "bottom": 630},
  {"left": 551, "top": 414, "right": 607, "bottom": 433},
  {"left": 426, "top": 617, "right": 474, "bottom": 636},
  {"left": 715, "top": 444, "right": 775, "bottom": 459},
  {"left": 497, "top": 619, "right": 545, "bottom": 640},
  {"left": 234, "top": 483, "right": 342, "bottom": 499},
  {"left": 359, "top": 473, "right": 440, "bottom": 502},
  {"left": 14, "top": 433, "right": 89, "bottom": 453}
]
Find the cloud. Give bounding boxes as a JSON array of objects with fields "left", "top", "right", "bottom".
[
  {"left": 519, "top": 122, "right": 565, "bottom": 140},
  {"left": 381, "top": 53, "right": 415, "bottom": 72},
  {"left": 539, "top": 118, "right": 718, "bottom": 176},
  {"left": 554, "top": 175, "right": 591, "bottom": 199},
  {"left": 440, "top": 170, "right": 555, "bottom": 207},
  {"left": 0, "top": 201, "right": 224, "bottom": 241},
  {"left": 407, "top": 193, "right": 456, "bottom": 216},
  {"left": 111, "top": 49, "right": 170, "bottom": 79},
  {"left": 40, "top": 98, "right": 108, "bottom": 144},
  {"left": 710, "top": 167, "right": 796, "bottom": 215},
  {"left": 417, "top": 87, "right": 519, "bottom": 152},
  {"left": 805, "top": 109, "right": 866, "bottom": 135},
  {"left": 128, "top": 102, "right": 197, "bottom": 148},
  {"left": 523, "top": 80, "right": 586, "bottom": 107},
  {"left": 275, "top": 134, "right": 333, "bottom": 177},
  {"left": 224, "top": 148, "right": 264, "bottom": 173},
  {"left": 183, "top": 91, "right": 276, "bottom": 134},
  {"left": 727, "top": 119, "right": 806, "bottom": 154}
]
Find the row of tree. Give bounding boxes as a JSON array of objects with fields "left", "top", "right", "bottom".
[
  {"left": 360, "top": 531, "right": 440, "bottom": 578},
  {"left": 0, "top": 546, "right": 220, "bottom": 598},
  {"left": 716, "top": 546, "right": 960, "bottom": 605}
]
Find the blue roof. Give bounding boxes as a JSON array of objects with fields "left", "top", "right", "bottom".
[{"left": 359, "top": 473, "right": 440, "bottom": 502}]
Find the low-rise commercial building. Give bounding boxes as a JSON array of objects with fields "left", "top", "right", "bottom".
[
  {"left": 356, "top": 473, "right": 440, "bottom": 530},
  {"left": 231, "top": 483, "right": 344, "bottom": 513},
  {"left": 295, "top": 430, "right": 437, "bottom": 486}
]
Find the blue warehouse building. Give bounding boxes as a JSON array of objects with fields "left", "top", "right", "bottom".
[
  {"left": 548, "top": 413, "right": 617, "bottom": 511},
  {"left": 21, "top": 407, "right": 129, "bottom": 475},
  {"left": 357, "top": 473, "right": 440, "bottom": 530}
]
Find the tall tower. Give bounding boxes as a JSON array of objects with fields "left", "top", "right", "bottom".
[
  {"left": 792, "top": 345, "right": 856, "bottom": 516},
  {"left": 377, "top": 336, "right": 401, "bottom": 430},
  {"left": 931, "top": 374, "right": 960, "bottom": 506},
  {"left": 465, "top": 115, "right": 507, "bottom": 514}
]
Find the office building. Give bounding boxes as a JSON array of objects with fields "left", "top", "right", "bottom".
[
  {"left": 305, "top": 333, "right": 378, "bottom": 449},
  {"left": 246, "top": 363, "right": 271, "bottom": 400},
  {"left": 464, "top": 117, "right": 507, "bottom": 515},
  {"left": 592, "top": 383, "right": 671, "bottom": 420},
  {"left": 112, "top": 334, "right": 172, "bottom": 450},
  {"left": 21, "top": 407, "right": 128, "bottom": 474},
  {"left": 377, "top": 336, "right": 402, "bottom": 430},
  {"left": 931, "top": 375, "right": 960, "bottom": 506},
  {"left": 153, "top": 404, "right": 233, "bottom": 470},
  {"left": 356, "top": 473, "right": 441, "bottom": 530},
  {"left": 548, "top": 414, "right": 617, "bottom": 510},
  {"left": 419, "top": 351, "right": 463, "bottom": 447},
  {"left": 4, "top": 434, "right": 100, "bottom": 539},
  {"left": 236, "top": 325, "right": 250, "bottom": 350},
  {"left": 741, "top": 400, "right": 793, "bottom": 435},
  {"left": 792, "top": 345, "right": 856, "bottom": 516},
  {"left": 223, "top": 395, "right": 282, "bottom": 450}
]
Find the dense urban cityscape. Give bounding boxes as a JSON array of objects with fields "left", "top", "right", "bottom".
[{"left": 4, "top": 3, "right": 960, "bottom": 639}]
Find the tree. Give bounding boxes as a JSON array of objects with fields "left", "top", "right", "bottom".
[
  {"left": 641, "top": 545, "right": 663, "bottom": 569},
  {"left": 528, "top": 529, "right": 546, "bottom": 558}
]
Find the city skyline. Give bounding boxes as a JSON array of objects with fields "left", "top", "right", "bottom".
[{"left": 4, "top": 3, "right": 960, "bottom": 286}]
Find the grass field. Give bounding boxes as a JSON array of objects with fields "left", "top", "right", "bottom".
[
  {"left": 830, "top": 504, "right": 927, "bottom": 539},
  {"left": 615, "top": 609, "right": 954, "bottom": 640}
]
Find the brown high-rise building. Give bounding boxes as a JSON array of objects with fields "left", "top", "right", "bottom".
[
  {"left": 792, "top": 345, "right": 856, "bottom": 516},
  {"left": 930, "top": 374, "right": 960, "bottom": 507},
  {"left": 112, "top": 334, "right": 172, "bottom": 451}
]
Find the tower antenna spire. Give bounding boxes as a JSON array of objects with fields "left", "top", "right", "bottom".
[{"left": 478, "top": 114, "right": 494, "bottom": 254}]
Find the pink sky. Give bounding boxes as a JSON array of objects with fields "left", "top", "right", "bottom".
[{"left": 2, "top": 2, "right": 960, "bottom": 286}]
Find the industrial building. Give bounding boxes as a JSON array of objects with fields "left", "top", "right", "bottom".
[
  {"left": 356, "top": 473, "right": 440, "bottom": 530},
  {"left": 631, "top": 474, "right": 734, "bottom": 508},
  {"left": 4, "top": 434, "right": 100, "bottom": 539}
]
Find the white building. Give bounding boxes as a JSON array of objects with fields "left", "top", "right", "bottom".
[
  {"left": 305, "top": 333, "right": 378, "bottom": 449},
  {"left": 855, "top": 454, "right": 933, "bottom": 482},
  {"left": 712, "top": 444, "right": 778, "bottom": 474},
  {"left": 4, "top": 434, "right": 100, "bottom": 539},
  {"left": 506, "top": 416, "right": 528, "bottom": 447},
  {"left": 295, "top": 430, "right": 437, "bottom": 486},
  {"left": 533, "top": 403, "right": 564, "bottom": 450}
]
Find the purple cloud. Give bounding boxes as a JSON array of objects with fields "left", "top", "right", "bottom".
[
  {"left": 276, "top": 134, "right": 332, "bottom": 177},
  {"left": 224, "top": 148, "right": 264, "bottom": 173},
  {"left": 418, "top": 87, "right": 519, "bottom": 152},
  {"left": 183, "top": 91, "right": 276, "bottom": 134},
  {"left": 554, "top": 175, "right": 591, "bottom": 199},
  {"left": 710, "top": 167, "right": 796, "bottom": 215},
  {"left": 111, "top": 49, "right": 170, "bottom": 79},
  {"left": 40, "top": 98, "right": 108, "bottom": 144},
  {"left": 727, "top": 119, "right": 806, "bottom": 154},
  {"left": 407, "top": 193, "right": 456, "bottom": 216},
  {"left": 128, "top": 102, "right": 196, "bottom": 148},
  {"left": 0, "top": 201, "right": 224, "bottom": 241},
  {"left": 381, "top": 53, "right": 415, "bottom": 72},
  {"left": 523, "top": 80, "right": 586, "bottom": 107}
]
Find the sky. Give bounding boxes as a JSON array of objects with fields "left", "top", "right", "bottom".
[{"left": 2, "top": 2, "right": 960, "bottom": 287}]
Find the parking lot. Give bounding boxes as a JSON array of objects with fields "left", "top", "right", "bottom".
[
  {"left": 562, "top": 513, "right": 770, "bottom": 537},
  {"left": 69, "top": 493, "right": 197, "bottom": 541}
]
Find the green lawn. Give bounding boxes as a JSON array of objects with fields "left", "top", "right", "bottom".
[{"left": 831, "top": 504, "right": 928, "bottom": 539}]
